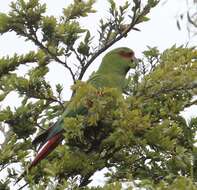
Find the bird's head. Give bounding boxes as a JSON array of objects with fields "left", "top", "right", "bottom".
[{"left": 100, "top": 47, "right": 138, "bottom": 75}]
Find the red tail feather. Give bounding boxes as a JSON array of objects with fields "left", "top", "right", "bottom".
[
  {"left": 30, "top": 133, "right": 64, "bottom": 168},
  {"left": 15, "top": 133, "right": 64, "bottom": 185}
]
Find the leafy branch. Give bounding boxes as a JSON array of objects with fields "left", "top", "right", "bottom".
[{"left": 0, "top": 0, "right": 159, "bottom": 84}]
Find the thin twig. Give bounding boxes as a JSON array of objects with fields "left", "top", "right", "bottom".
[
  {"left": 36, "top": 123, "right": 46, "bottom": 131},
  {"left": 185, "top": 99, "right": 197, "bottom": 108},
  {"left": 17, "top": 182, "right": 28, "bottom": 190},
  {"left": 71, "top": 47, "right": 83, "bottom": 64},
  {"left": 139, "top": 83, "right": 197, "bottom": 101},
  {"left": 0, "top": 164, "right": 8, "bottom": 172},
  {"left": 28, "top": 27, "right": 76, "bottom": 83},
  {"left": 78, "top": 20, "right": 139, "bottom": 80}
]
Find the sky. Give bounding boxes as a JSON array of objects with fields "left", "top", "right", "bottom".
[
  {"left": 0, "top": 0, "right": 197, "bottom": 189},
  {"left": 0, "top": 0, "right": 194, "bottom": 106}
]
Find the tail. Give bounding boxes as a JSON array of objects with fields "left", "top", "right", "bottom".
[
  {"left": 31, "top": 133, "right": 64, "bottom": 167},
  {"left": 15, "top": 132, "right": 64, "bottom": 184}
]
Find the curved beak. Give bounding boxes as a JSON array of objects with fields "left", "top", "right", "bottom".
[{"left": 130, "top": 56, "right": 139, "bottom": 68}]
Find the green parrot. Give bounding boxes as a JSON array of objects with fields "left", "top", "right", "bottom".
[{"left": 17, "top": 47, "right": 137, "bottom": 181}]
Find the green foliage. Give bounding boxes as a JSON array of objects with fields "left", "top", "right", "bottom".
[
  {"left": 1, "top": 0, "right": 197, "bottom": 190},
  {"left": 0, "top": 51, "right": 38, "bottom": 77},
  {"left": 63, "top": 0, "right": 96, "bottom": 20},
  {"left": 7, "top": 0, "right": 46, "bottom": 35},
  {"left": 139, "top": 176, "right": 197, "bottom": 190},
  {"left": 0, "top": 179, "right": 10, "bottom": 190},
  {"left": 98, "top": 0, "right": 159, "bottom": 48},
  {"left": 0, "top": 13, "right": 10, "bottom": 33}
]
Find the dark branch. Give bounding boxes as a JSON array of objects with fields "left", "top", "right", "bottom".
[
  {"left": 140, "top": 83, "right": 197, "bottom": 100},
  {"left": 26, "top": 27, "right": 76, "bottom": 83},
  {"left": 78, "top": 20, "right": 140, "bottom": 80}
]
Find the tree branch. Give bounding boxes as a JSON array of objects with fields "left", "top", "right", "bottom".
[
  {"left": 140, "top": 83, "right": 197, "bottom": 101},
  {"left": 78, "top": 20, "right": 139, "bottom": 80},
  {"left": 27, "top": 27, "right": 76, "bottom": 83}
]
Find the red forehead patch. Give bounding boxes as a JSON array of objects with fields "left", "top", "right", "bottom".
[{"left": 118, "top": 50, "right": 134, "bottom": 59}]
